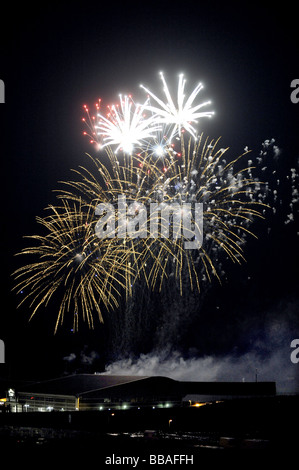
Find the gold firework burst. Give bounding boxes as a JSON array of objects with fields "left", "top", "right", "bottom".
[
  {"left": 13, "top": 134, "right": 269, "bottom": 332},
  {"left": 57, "top": 134, "right": 269, "bottom": 295},
  {"left": 12, "top": 199, "right": 134, "bottom": 333}
]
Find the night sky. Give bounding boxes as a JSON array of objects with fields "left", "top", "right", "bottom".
[{"left": 1, "top": 1, "right": 299, "bottom": 392}]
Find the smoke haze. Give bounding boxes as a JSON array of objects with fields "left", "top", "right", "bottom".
[
  {"left": 103, "top": 303, "right": 299, "bottom": 394},
  {"left": 103, "top": 345, "right": 298, "bottom": 394}
]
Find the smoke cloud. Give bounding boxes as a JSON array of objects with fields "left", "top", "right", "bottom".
[
  {"left": 103, "top": 310, "right": 299, "bottom": 394},
  {"left": 63, "top": 346, "right": 100, "bottom": 373},
  {"left": 103, "top": 347, "right": 298, "bottom": 394},
  {"left": 63, "top": 352, "right": 76, "bottom": 363}
]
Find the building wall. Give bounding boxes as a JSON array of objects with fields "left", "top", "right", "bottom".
[
  {"left": 11, "top": 376, "right": 276, "bottom": 413},
  {"left": 17, "top": 392, "right": 77, "bottom": 412}
]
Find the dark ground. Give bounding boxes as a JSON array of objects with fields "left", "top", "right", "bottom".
[{"left": 0, "top": 395, "right": 298, "bottom": 466}]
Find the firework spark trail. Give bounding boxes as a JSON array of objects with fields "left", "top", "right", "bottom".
[
  {"left": 98, "top": 95, "right": 162, "bottom": 154},
  {"left": 56, "top": 149, "right": 184, "bottom": 293},
  {"left": 83, "top": 95, "right": 161, "bottom": 155},
  {"left": 12, "top": 200, "right": 135, "bottom": 332},
  {"left": 142, "top": 134, "right": 269, "bottom": 292},
  {"left": 56, "top": 150, "right": 196, "bottom": 293},
  {"left": 140, "top": 72, "right": 214, "bottom": 141},
  {"left": 82, "top": 100, "right": 101, "bottom": 147},
  {"left": 82, "top": 72, "right": 214, "bottom": 156}
]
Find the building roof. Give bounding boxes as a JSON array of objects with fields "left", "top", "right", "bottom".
[
  {"left": 18, "top": 374, "right": 151, "bottom": 397},
  {"left": 17, "top": 373, "right": 276, "bottom": 400}
]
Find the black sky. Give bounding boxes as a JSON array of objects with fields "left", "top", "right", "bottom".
[{"left": 1, "top": 1, "right": 298, "bottom": 387}]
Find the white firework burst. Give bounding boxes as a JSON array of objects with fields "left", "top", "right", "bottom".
[
  {"left": 96, "top": 94, "right": 160, "bottom": 154},
  {"left": 140, "top": 72, "right": 214, "bottom": 141}
]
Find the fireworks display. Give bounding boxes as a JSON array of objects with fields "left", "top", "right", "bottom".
[
  {"left": 13, "top": 200, "right": 134, "bottom": 332},
  {"left": 95, "top": 95, "right": 160, "bottom": 154},
  {"left": 82, "top": 72, "right": 214, "bottom": 156},
  {"left": 13, "top": 72, "right": 295, "bottom": 333},
  {"left": 140, "top": 72, "right": 214, "bottom": 141},
  {"left": 58, "top": 135, "right": 268, "bottom": 294}
]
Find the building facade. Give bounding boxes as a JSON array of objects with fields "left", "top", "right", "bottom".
[{"left": 2, "top": 374, "right": 276, "bottom": 413}]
